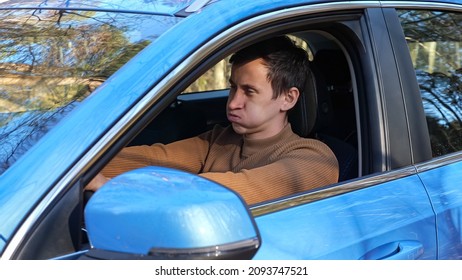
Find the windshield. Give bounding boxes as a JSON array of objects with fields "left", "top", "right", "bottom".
[{"left": 0, "top": 8, "right": 182, "bottom": 174}]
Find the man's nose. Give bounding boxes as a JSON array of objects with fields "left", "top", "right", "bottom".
[{"left": 228, "top": 90, "right": 244, "bottom": 109}]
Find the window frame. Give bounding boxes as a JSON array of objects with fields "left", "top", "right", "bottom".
[
  {"left": 394, "top": 8, "right": 462, "bottom": 159},
  {"left": 98, "top": 10, "right": 378, "bottom": 216}
]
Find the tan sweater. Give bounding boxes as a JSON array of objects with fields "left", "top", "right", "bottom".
[{"left": 102, "top": 124, "right": 339, "bottom": 205}]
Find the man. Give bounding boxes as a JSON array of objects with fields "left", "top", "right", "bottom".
[{"left": 87, "top": 35, "right": 339, "bottom": 205}]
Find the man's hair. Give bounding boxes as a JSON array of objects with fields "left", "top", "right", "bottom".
[{"left": 229, "top": 35, "right": 311, "bottom": 99}]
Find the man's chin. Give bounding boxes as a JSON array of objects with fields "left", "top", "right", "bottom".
[{"left": 231, "top": 123, "right": 247, "bottom": 135}]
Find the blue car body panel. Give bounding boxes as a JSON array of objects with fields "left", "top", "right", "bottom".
[
  {"left": 254, "top": 174, "right": 436, "bottom": 259},
  {"left": 418, "top": 161, "right": 462, "bottom": 259}
]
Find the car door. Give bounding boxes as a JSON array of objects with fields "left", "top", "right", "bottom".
[
  {"left": 390, "top": 7, "right": 462, "bottom": 259},
  {"left": 91, "top": 4, "right": 437, "bottom": 259},
  {"left": 253, "top": 173, "right": 435, "bottom": 259},
  {"left": 144, "top": 6, "right": 438, "bottom": 259}
]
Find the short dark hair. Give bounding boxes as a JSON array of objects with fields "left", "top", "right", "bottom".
[{"left": 229, "top": 36, "right": 310, "bottom": 99}]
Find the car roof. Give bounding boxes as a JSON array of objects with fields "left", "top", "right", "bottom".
[{"left": 0, "top": 0, "right": 213, "bottom": 16}]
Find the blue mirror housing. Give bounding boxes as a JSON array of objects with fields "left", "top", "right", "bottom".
[{"left": 84, "top": 166, "right": 260, "bottom": 260}]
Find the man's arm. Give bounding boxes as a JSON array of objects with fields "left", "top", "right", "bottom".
[
  {"left": 85, "top": 173, "right": 109, "bottom": 192},
  {"left": 200, "top": 148, "right": 339, "bottom": 205},
  {"left": 86, "top": 131, "right": 214, "bottom": 191}
]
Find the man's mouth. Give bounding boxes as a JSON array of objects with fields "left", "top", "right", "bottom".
[{"left": 227, "top": 113, "right": 240, "bottom": 123}]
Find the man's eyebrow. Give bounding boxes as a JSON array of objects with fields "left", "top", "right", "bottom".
[
  {"left": 228, "top": 79, "right": 259, "bottom": 92},
  {"left": 242, "top": 84, "right": 258, "bottom": 91}
]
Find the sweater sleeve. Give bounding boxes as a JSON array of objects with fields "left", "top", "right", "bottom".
[
  {"left": 200, "top": 142, "right": 339, "bottom": 205},
  {"left": 101, "top": 133, "right": 212, "bottom": 179}
]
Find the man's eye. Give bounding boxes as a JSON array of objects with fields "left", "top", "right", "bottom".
[{"left": 245, "top": 89, "right": 256, "bottom": 95}]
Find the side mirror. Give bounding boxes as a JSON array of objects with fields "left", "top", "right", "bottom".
[{"left": 83, "top": 166, "right": 261, "bottom": 260}]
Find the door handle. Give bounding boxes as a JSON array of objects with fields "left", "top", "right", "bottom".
[{"left": 359, "top": 241, "right": 424, "bottom": 260}]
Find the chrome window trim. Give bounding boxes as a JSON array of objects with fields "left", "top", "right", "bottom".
[
  {"left": 4, "top": 0, "right": 461, "bottom": 259},
  {"left": 415, "top": 151, "right": 462, "bottom": 173},
  {"left": 380, "top": 1, "right": 462, "bottom": 12}
]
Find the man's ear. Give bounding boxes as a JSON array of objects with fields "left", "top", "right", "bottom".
[{"left": 281, "top": 87, "right": 300, "bottom": 112}]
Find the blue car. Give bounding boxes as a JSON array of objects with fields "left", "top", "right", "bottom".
[{"left": 1, "top": 0, "right": 462, "bottom": 260}]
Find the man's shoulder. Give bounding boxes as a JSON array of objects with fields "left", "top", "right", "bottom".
[
  {"left": 287, "top": 133, "right": 329, "bottom": 149},
  {"left": 285, "top": 126, "right": 326, "bottom": 146},
  {"left": 285, "top": 132, "right": 337, "bottom": 158}
]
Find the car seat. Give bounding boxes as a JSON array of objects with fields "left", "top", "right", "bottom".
[{"left": 289, "top": 53, "right": 358, "bottom": 182}]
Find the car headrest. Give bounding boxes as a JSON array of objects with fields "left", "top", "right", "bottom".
[
  {"left": 289, "top": 62, "right": 335, "bottom": 138},
  {"left": 313, "top": 49, "right": 350, "bottom": 88},
  {"left": 289, "top": 66, "right": 318, "bottom": 137}
]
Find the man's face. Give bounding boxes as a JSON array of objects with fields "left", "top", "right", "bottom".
[{"left": 227, "top": 58, "right": 288, "bottom": 140}]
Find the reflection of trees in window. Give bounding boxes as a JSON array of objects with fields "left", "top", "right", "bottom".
[
  {"left": 399, "top": 10, "right": 462, "bottom": 156},
  {"left": 0, "top": 8, "right": 172, "bottom": 173},
  {"left": 0, "top": 9, "right": 151, "bottom": 111},
  {"left": 0, "top": 102, "right": 78, "bottom": 172},
  {"left": 418, "top": 70, "right": 462, "bottom": 156}
]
